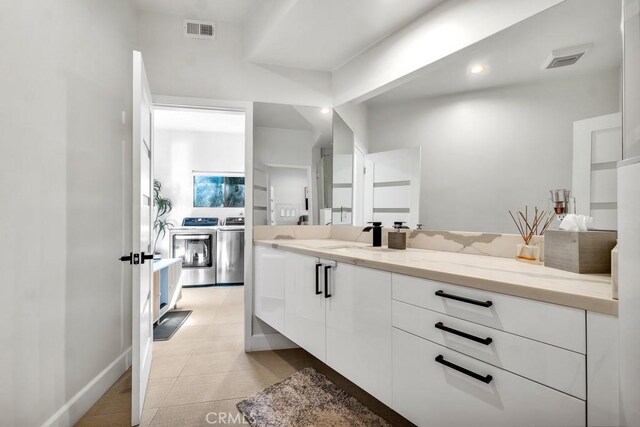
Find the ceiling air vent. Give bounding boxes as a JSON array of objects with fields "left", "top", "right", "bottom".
[
  {"left": 543, "top": 44, "right": 591, "bottom": 70},
  {"left": 183, "top": 19, "right": 215, "bottom": 40}
]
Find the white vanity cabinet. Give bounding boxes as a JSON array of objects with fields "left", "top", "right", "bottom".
[
  {"left": 325, "top": 263, "right": 393, "bottom": 406},
  {"left": 254, "top": 243, "right": 617, "bottom": 427},
  {"left": 254, "top": 246, "right": 393, "bottom": 405},
  {"left": 254, "top": 245, "right": 287, "bottom": 333},
  {"left": 284, "top": 252, "right": 326, "bottom": 361},
  {"left": 391, "top": 272, "right": 591, "bottom": 427},
  {"left": 393, "top": 328, "right": 585, "bottom": 427}
]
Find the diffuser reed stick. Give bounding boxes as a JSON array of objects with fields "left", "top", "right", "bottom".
[{"left": 509, "top": 205, "right": 555, "bottom": 245}]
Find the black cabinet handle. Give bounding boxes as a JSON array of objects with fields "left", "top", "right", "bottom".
[
  {"left": 324, "top": 265, "right": 332, "bottom": 298},
  {"left": 435, "top": 355, "right": 493, "bottom": 384},
  {"left": 315, "top": 263, "right": 323, "bottom": 295},
  {"left": 435, "top": 290, "right": 492, "bottom": 308},
  {"left": 435, "top": 322, "right": 493, "bottom": 346}
]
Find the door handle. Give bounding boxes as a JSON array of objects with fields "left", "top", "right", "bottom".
[
  {"left": 324, "top": 265, "right": 332, "bottom": 298},
  {"left": 141, "top": 252, "right": 154, "bottom": 264},
  {"left": 119, "top": 252, "right": 133, "bottom": 264},
  {"left": 315, "top": 263, "right": 323, "bottom": 295},
  {"left": 435, "top": 322, "right": 493, "bottom": 345},
  {"left": 435, "top": 290, "right": 492, "bottom": 308},
  {"left": 435, "top": 355, "right": 493, "bottom": 384}
]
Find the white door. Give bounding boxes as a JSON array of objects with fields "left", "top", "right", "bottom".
[
  {"left": 366, "top": 147, "right": 421, "bottom": 227},
  {"left": 353, "top": 146, "right": 365, "bottom": 226},
  {"left": 131, "top": 50, "right": 154, "bottom": 426},
  {"left": 573, "top": 112, "right": 622, "bottom": 230},
  {"left": 253, "top": 168, "right": 269, "bottom": 225},
  {"left": 325, "top": 263, "right": 393, "bottom": 406},
  {"left": 284, "top": 253, "right": 326, "bottom": 361}
]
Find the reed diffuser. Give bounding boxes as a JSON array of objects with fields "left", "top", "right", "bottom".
[{"left": 509, "top": 206, "right": 555, "bottom": 264}]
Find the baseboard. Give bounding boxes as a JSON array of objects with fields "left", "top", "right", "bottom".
[
  {"left": 42, "top": 347, "right": 132, "bottom": 427},
  {"left": 250, "top": 333, "right": 298, "bottom": 351}
]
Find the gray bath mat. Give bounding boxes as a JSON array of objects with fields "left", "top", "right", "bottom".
[
  {"left": 236, "top": 367, "right": 391, "bottom": 427},
  {"left": 153, "top": 310, "right": 191, "bottom": 341}
]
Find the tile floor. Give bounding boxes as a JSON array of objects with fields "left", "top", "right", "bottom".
[{"left": 77, "top": 286, "right": 411, "bottom": 426}]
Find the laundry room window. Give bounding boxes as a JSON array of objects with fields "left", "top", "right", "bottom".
[{"left": 193, "top": 174, "right": 245, "bottom": 207}]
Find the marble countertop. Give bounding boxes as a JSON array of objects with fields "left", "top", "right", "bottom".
[{"left": 254, "top": 239, "right": 617, "bottom": 315}]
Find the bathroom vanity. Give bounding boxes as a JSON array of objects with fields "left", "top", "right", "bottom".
[
  {"left": 249, "top": 1, "right": 625, "bottom": 425},
  {"left": 253, "top": 237, "right": 618, "bottom": 427}
]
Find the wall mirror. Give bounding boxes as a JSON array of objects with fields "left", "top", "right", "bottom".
[
  {"left": 331, "top": 112, "right": 354, "bottom": 225},
  {"left": 253, "top": 102, "right": 333, "bottom": 226},
  {"left": 361, "top": 0, "right": 622, "bottom": 233}
]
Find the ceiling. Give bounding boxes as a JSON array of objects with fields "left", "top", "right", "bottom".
[
  {"left": 254, "top": 102, "right": 333, "bottom": 146},
  {"left": 254, "top": 103, "right": 313, "bottom": 130},
  {"left": 154, "top": 108, "right": 246, "bottom": 133},
  {"left": 367, "top": 0, "right": 622, "bottom": 104},
  {"left": 245, "top": 0, "right": 445, "bottom": 71},
  {"left": 133, "top": 0, "right": 446, "bottom": 72},
  {"left": 133, "top": 0, "right": 258, "bottom": 23}
]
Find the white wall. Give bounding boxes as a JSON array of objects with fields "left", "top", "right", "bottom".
[
  {"left": 154, "top": 128, "right": 245, "bottom": 255},
  {"left": 0, "top": 0, "right": 136, "bottom": 425},
  {"left": 138, "top": 10, "right": 332, "bottom": 106},
  {"left": 619, "top": 1, "right": 640, "bottom": 424},
  {"left": 254, "top": 126, "right": 313, "bottom": 168},
  {"left": 623, "top": 0, "right": 640, "bottom": 159},
  {"left": 332, "top": 0, "right": 564, "bottom": 104},
  {"left": 335, "top": 102, "right": 368, "bottom": 152},
  {"left": 368, "top": 72, "right": 620, "bottom": 233},
  {"left": 268, "top": 167, "right": 310, "bottom": 225}
]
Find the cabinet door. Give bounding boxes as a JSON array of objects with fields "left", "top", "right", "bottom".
[
  {"left": 326, "top": 263, "right": 392, "bottom": 406},
  {"left": 254, "top": 246, "right": 286, "bottom": 333},
  {"left": 284, "top": 253, "right": 326, "bottom": 361},
  {"left": 392, "top": 328, "right": 585, "bottom": 427}
]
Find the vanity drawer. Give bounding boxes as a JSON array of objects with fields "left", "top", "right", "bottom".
[
  {"left": 392, "top": 328, "right": 585, "bottom": 427},
  {"left": 392, "top": 273, "right": 586, "bottom": 353},
  {"left": 392, "top": 300, "right": 586, "bottom": 399}
]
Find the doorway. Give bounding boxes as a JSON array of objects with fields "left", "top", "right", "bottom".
[{"left": 138, "top": 94, "right": 254, "bottom": 425}]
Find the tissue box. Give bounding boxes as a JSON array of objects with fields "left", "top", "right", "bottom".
[{"left": 544, "top": 230, "right": 617, "bottom": 274}]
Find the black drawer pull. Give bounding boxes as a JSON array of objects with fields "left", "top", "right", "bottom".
[
  {"left": 315, "top": 263, "right": 323, "bottom": 295},
  {"left": 435, "top": 355, "right": 493, "bottom": 384},
  {"left": 435, "top": 290, "right": 493, "bottom": 308},
  {"left": 324, "top": 265, "right": 332, "bottom": 298},
  {"left": 435, "top": 322, "right": 493, "bottom": 345}
]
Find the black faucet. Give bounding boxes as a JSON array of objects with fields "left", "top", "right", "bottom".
[{"left": 362, "top": 222, "right": 383, "bottom": 247}]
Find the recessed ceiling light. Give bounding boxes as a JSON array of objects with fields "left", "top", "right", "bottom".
[
  {"left": 470, "top": 64, "right": 486, "bottom": 74},
  {"left": 321, "top": 107, "right": 331, "bottom": 114}
]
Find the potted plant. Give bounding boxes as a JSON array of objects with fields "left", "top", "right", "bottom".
[{"left": 153, "top": 179, "right": 174, "bottom": 255}]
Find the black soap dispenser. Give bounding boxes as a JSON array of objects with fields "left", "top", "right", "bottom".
[{"left": 362, "top": 222, "right": 383, "bottom": 247}]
